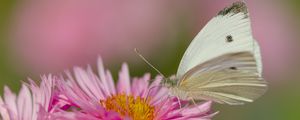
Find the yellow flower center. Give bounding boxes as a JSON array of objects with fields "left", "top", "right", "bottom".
[{"left": 100, "top": 94, "right": 155, "bottom": 120}]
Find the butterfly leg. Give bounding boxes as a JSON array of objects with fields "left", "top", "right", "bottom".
[
  {"left": 191, "top": 98, "right": 197, "bottom": 105},
  {"left": 176, "top": 96, "right": 182, "bottom": 109},
  {"left": 191, "top": 98, "right": 203, "bottom": 112}
]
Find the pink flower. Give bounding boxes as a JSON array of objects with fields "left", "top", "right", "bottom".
[
  {"left": 57, "top": 58, "right": 215, "bottom": 120},
  {"left": 0, "top": 58, "right": 216, "bottom": 119},
  {"left": 0, "top": 75, "right": 65, "bottom": 120}
]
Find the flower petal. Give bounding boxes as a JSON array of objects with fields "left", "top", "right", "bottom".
[
  {"left": 0, "top": 96, "right": 9, "bottom": 120},
  {"left": 74, "top": 67, "right": 100, "bottom": 99},
  {"left": 182, "top": 101, "right": 212, "bottom": 115},
  {"left": 117, "top": 63, "right": 131, "bottom": 95},
  {"left": 105, "top": 70, "right": 116, "bottom": 95},
  {"left": 4, "top": 86, "right": 18, "bottom": 119},
  {"left": 98, "top": 57, "right": 115, "bottom": 97},
  {"left": 17, "top": 84, "right": 32, "bottom": 120}
]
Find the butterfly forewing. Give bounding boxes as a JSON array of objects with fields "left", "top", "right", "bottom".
[
  {"left": 178, "top": 52, "right": 267, "bottom": 105},
  {"left": 253, "top": 40, "right": 262, "bottom": 75},
  {"left": 176, "top": 2, "right": 262, "bottom": 78}
]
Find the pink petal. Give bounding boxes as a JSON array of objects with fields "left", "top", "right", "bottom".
[
  {"left": 0, "top": 97, "right": 9, "bottom": 120},
  {"left": 87, "top": 65, "right": 108, "bottom": 98},
  {"left": 105, "top": 70, "right": 116, "bottom": 95},
  {"left": 4, "top": 86, "right": 18, "bottom": 119},
  {"left": 74, "top": 67, "right": 101, "bottom": 99},
  {"left": 181, "top": 101, "right": 212, "bottom": 115},
  {"left": 97, "top": 57, "right": 113, "bottom": 97},
  {"left": 17, "top": 84, "right": 32, "bottom": 120},
  {"left": 150, "top": 87, "right": 168, "bottom": 105},
  {"left": 40, "top": 75, "right": 55, "bottom": 110},
  {"left": 117, "top": 63, "right": 131, "bottom": 95},
  {"left": 131, "top": 75, "right": 150, "bottom": 97}
]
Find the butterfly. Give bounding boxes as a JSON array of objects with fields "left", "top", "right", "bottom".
[{"left": 136, "top": 1, "right": 267, "bottom": 105}]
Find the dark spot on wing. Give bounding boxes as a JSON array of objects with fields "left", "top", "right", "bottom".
[
  {"left": 226, "top": 35, "right": 233, "bottom": 42},
  {"left": 229, "top": 67, "right": 237, "bottom": 70},
  {"left": 218, "top": 1, "right": 248, "bottom": 16}
]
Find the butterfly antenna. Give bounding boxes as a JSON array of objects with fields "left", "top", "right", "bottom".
[{"left": 134, "top": 48, "right": 166, "bottom": 79}]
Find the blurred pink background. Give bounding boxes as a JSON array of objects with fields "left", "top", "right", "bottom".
[{"left": 11, "top": 0, "right": 172, "bottom": 73}]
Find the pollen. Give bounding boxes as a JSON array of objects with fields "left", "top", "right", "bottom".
[{"left": 100, "top": 94, "right": 155, "bottom": 120}]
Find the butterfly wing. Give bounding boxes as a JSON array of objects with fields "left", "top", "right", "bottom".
[
  {"left": 177, "top": 1, "right": 262, "bottom": 78},
  {"left": 178, "top": 52, "right": 267, "bottom": 105},
  {"left": 253, "top": 40, "right": 262, "bottom": 75}
]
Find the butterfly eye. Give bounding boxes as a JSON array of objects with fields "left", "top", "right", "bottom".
[
  {"left": 226, "top": 35, "right": 233, "bottom": 42},
  {"left": 229, "top": 67, "right": 237, "bottom": 70}
]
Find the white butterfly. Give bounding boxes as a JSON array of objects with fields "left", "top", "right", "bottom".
[
  {"left": 136, "top": 1, "right": 267, "bottom": 105},
  {"left": 160, "top": 1, "right": 267, "bottom": 105}
]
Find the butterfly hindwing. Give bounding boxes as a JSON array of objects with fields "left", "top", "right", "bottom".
[{"left": 178, "top": 52, "right": 267, "bottom": 105}]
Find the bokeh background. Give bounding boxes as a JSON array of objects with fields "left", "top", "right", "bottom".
[{"left": 0, "top": 0, "right": 299, "bottom": 119}]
